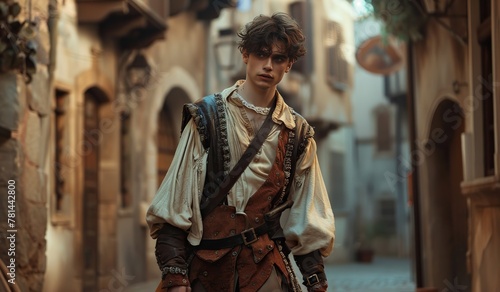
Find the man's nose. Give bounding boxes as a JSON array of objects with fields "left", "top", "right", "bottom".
[{"left": 263, "top": 57, "right": 272, "bottom": 70}]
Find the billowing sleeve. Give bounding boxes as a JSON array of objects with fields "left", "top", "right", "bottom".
[
  {"left": 146, "top": 119, "right": 208, "bottom": 245},
  {"left": 282, "top": 137, "right": 335, "bottom": 257}
]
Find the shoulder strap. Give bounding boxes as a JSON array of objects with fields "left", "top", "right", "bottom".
[{"left": 200, "top": 100, "right": 277, "bottom": 218}]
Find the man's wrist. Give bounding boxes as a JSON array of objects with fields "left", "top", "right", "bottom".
[
  {"left": 161, "top": 266, "right": 188, "bottom": 279},
  {"left": 302, "top": 271, "right": 327, "bottom": 290}
]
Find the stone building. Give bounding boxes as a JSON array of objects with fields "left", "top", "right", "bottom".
[
  {"left": 0, "top": 0, "right": 232, "bottom": 291},
  {"left": 406, "top": 0, "right": 499, "bottom": 290}
]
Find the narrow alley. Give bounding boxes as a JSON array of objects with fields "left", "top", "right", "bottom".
[{"left": 0, "top": 0, "right": 498, "bottom": 291}]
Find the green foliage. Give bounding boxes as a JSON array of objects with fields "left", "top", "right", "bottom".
[
  {"left": 357, "top": 219, "right": 395, "bottom": 249},
  {"left": 364, "top": 0, "right": 427, "bottom": 41},
  {"left": 0, "top": 0, "right": 37, "bottom": 83}
]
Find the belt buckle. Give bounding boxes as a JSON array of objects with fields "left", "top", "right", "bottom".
[
  {"left": 306, "top": 274, "right": 320, "bottom": 286},
  {"left": 241, "top": 228, "right": 258, "bottom": 245}
]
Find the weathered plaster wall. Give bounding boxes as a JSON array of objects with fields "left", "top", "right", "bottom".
[{"left": 412, "top": 17, "right": 469, "bottom": 290}]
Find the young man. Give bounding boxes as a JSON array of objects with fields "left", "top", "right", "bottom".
[{"left": 147, "top": 13, "right": 335, "bottom": 292}]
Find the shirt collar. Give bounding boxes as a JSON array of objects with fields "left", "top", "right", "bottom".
[{"left": 220, "top": 80, "right": 296, "bottom": 130}]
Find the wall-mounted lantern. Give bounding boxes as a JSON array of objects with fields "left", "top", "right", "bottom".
[
  {"left": 214, "top": 28, "right": 239, "bottom": 71},
  {"left": 125, "top": 53, "right": 151, "bottom": 92}
]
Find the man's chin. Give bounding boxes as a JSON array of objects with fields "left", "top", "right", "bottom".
[{"left": 255, "top": 80, "right": 277, "bottom": 89}]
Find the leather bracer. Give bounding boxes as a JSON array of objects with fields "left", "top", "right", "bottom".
[
  {"left": 155, "top": 223, "right": 191, "bottom": 290},
  {"left": 294, "top": 250, "right": 328, "bottom": 292}
]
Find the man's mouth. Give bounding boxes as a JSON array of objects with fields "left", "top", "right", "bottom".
[{"left": 258, "top": 74, "right": 273, "bottom": 80}]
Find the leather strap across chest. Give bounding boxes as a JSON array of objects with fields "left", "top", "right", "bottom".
[{"left": 199, "top": 98, "right": 277, "bottom": 218}]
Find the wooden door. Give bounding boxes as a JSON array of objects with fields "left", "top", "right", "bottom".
[
  {"left": 157, "top": 105, "right": 177, "bottom": 188},
  {"left": 82, "top": 94, "right": 99, "bottom": 292}
]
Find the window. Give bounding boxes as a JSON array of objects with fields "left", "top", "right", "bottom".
[
  {"left": 325, "top": 21, "right": 348, "bottom": 91},
  {"left": 51, "top": 88, "right": 70, "bottom": 224},
  {"left": 330, "top": 150, "right": 346, "bottom": 211},
  {"left": 54, "top": 90, "right": 66, "bottom": 211},
  {"left": 120, "top": 112, "right": 131, "bottom": 208},
  {"left": 377, "top": 198, "right": 396, "bottom": 236},
  {"left": 82, "top": 92, "right": 100, "bottom": 291},
  {"left": 157, "top": 104, "right": 178, "bottom": 188},
  {"left": 375, "top": 106, "right": 392, "bottom": 153},
  {"left": 290, "top": 1, "right": 307, "bottom": 74},
  {"left": 478, "top": 0, "right": 494, "bottom": 176}
]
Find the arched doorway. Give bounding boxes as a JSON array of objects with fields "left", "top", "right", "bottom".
[
  {"left": 157, "top": 102, "right": 178, "bottom": 188},
  {"left": 426, "top": 99, "right": 470, "bottom": 290},
  {"left": 156, "top": 87, "right": 192, "bottom": 187},
  {"left": 82, "top": 87, "right": 107, "bottom": 292}
]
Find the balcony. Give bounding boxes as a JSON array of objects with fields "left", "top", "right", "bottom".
[
  {"left": 76, "top": 0, "right": 235, "bottom": 49},
  {"left": 76, "top": 0, "right": 168, "bottom": 49}
]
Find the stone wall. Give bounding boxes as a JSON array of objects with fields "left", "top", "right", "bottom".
[{"left": 0, "top": 0, "right": 52, "bottom": 290}]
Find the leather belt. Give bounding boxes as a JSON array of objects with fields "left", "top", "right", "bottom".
[
  {"left": 195, "top": 201, "right": 294, "bottom": 250},
  {"left": 195, "top": 223, "right": 272, "bottom": 250}
]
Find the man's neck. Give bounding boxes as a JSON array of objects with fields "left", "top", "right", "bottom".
[{"left": 238, "top": 82, "right": 276, "bottom": 108}]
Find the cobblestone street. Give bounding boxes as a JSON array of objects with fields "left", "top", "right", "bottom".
[
  {"left": 125, "top": 256, "right": 415, "bottom": 292},
  {"left": 326, "top": 257, "right": 415, "bottom": 292}
]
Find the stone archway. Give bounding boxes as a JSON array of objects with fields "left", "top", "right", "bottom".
[{"left": 425, "top": 99, "right": 470, "bottom": 290}]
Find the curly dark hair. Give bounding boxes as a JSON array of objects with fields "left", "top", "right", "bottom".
[{"left": 237, "top": 13, "right": 306, "bottom": 62}]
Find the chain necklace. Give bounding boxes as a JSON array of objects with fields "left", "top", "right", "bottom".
[{"left": 233, "top": 90, "right": 271, "bottom": 116}]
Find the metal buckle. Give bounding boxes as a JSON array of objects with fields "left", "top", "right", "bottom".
[
  {"left": 241, "top": 228, "right": 258, "bottom": 245},
  {"left": 306, "top": 274, "right": 320, "bottom": 286}
]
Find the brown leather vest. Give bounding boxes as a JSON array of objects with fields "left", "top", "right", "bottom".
[{"left": 189, "top": 128, "right": 291, "bottom": 291}]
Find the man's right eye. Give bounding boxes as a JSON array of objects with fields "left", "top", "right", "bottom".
[{"left": 256, "top": 51, "right": 269, "bottom": 58}]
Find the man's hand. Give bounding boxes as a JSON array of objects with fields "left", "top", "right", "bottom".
[
  {"left": 307, "top": 280, "right": 328, "bottom": 292},
  {"left": 168, "top": 286, "right": 191, "bottom": 292},
  {"left": 156, "top": 279, "right": 191, "bottom": 292}
]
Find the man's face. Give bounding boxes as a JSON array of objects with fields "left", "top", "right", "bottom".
[{"left": 242, "top": 42, "right": 293, "bottom": 91}]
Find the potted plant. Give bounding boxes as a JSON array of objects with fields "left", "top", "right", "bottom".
[
  {"left": 0, "top": 0, "right": 37, "bottom": 82},
  {"left": 354, "top": 222, "right": 376, "bottom": 263},
  {"left": 370, "top": 0, "right": 427, "bottom": 41}
]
